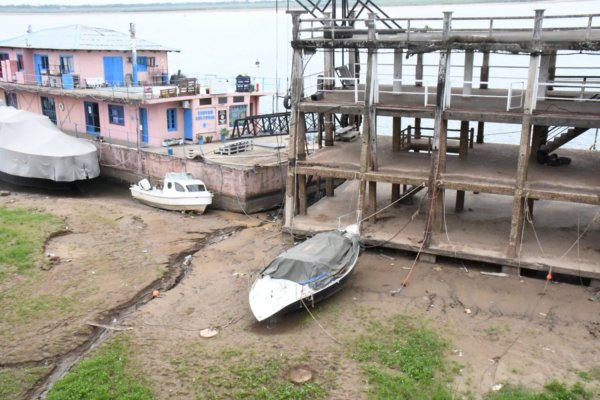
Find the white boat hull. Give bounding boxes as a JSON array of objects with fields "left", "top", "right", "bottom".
[
  {"left": 249, "top": 226, "right": 361, "bottom": 322},
  {"left": 130, "top": 187, "right": 212, "bottom": 213}
]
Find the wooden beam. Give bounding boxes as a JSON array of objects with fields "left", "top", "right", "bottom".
[
  {"left": 357, "top": 13, "right": 378, "bottom": 228},
  {"left": 426, "top": 11, "right": 453, "bottom": 242},
  {"left": 284, "top": 20, "right": 304, "bottom": 229},
  {"left": 508, "top": 9, "right": 544, "bottom": 258}
]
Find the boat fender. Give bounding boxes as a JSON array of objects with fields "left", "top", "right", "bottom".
[{"left": 283, "top": 95, "right": 292, "bottom": 110}]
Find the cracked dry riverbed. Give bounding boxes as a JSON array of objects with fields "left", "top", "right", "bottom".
[{"left": 1, "top": 184, "right": 599, "bottom": 399}]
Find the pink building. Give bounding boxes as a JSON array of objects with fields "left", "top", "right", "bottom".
[{"left": 0, "top": 25, "right": 262, "bottom": 147}]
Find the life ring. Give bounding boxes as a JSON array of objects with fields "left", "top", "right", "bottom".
[{"left": 283, "top": 95, "right": 292, "bottom": 110}]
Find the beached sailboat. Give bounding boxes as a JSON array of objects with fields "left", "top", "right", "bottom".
[
  {"left": 249, "top": 224, "right": 361, "bottom": 322},
  {"left": 130, "top": 172, "right": 213, "bottom": 213},
  {"left": 0, "top": 106, "right": 100, "bottom": 189}
]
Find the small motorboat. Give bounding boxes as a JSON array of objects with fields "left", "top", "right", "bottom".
[
  {"left": 249, "top": 224, "right": 361, "bottom": 322},
  {"left": 130, "top": 172, "right": 213, "bottom": 213}
]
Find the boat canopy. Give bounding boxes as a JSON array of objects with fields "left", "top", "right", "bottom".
[
  {"left": 261, "top": 230, "right": 360, "bottom": 289},
  {"left": 0, "top": 106, "right": 100, "bottom": 182}
]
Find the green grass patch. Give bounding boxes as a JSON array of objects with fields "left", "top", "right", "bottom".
[
  {"left": 2, "top": 292, "right": 75, "bottom": 324},
  {"left": 350, "top": 315, "right": 457, "bottom": 400},
  {"left": 46, "top": 336, "right": 154, "bottom": 400},
  {"left": 0, "top": 366, "right": 52, "bottom": 399},
  {"left": 484, "top": 380, "right": 596, "bottom": 400},
  {"left": 0, "top": 207, "right": 63, "bottom": 282},
  {"left": 181, "top": 345, "right": 328, "bottom": 400}
]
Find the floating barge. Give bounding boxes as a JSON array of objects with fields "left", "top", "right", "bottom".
[{"left": 283, "top": 8, "right": 600, "bottom": 280}]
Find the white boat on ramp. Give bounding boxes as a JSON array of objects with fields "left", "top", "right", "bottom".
[
  {"left": 130, "top": 172, "right": 213, "bottom": 213},
  {"left": 249, "top": 224, "right": 361, "bottom": 322}
]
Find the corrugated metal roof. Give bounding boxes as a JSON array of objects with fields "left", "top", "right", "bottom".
[{"left": 0, "top": 25, "right": 178, "bottom": 52}]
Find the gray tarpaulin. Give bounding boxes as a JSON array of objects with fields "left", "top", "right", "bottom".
[
  {"left": 261, "top": 230, "right": 360, "bottom": 289},
  {"left": 0, "top": 106, "right": 100, "bottom": 182}
]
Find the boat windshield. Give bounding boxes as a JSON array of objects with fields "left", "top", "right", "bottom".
[{"left": 186, "top": 184, "right": 206, "bottom": 192}]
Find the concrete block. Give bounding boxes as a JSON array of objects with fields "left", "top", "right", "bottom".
[
  {"left": 418, "top": 253, "right": 437, "bottom": 264},
  {"left": 501, "top": 265, "right": 521, "bottom": 276}
]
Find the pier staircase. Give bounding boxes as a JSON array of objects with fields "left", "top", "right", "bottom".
[{"left": 537, "top": 126, "right": 590, "bottom": 164}]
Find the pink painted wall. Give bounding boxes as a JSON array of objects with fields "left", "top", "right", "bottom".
[{"left": 0, "top": 47, "right": 168, "bottom": 86}]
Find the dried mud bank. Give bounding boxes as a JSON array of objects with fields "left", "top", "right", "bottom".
[{"left": 1, "top": 186, "right": 599, "bottom": 399}]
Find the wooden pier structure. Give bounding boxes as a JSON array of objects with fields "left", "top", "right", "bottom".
[{"left": 284, "top": 9, "right": 600, "bottom": 280}]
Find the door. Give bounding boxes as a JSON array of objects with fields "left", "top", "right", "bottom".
[
  {"left": 41, "top": 96, "right": 57, "bottom": 124},
  {"left": 103, "top": 56, "right": 124, "bottom": 87},
  {"left": 184, "top": 108, "right": 193, "bottom": 141},
  {"left": 139, "top": 108, "right": 148, "bottom": 145},
  {"left": 33, "top": 54, "right": 49, "bottom": 85},
  {"left": 84, "top": 101, "right": 100, "bottom": 134}
]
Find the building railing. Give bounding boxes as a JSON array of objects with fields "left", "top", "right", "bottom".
[
  {"left": 0, "top": 71, "right": 266, "bottom": 101},
  {"left": 297, "top": 12, "right": 600, "bottom": 41}
]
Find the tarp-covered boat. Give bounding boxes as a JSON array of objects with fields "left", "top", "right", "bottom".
[
  {"left": 0, "top": 106, "right": 100, "bottom": 189},
  {"left": 249, "top": 225, "right": 361, "bottom": 322}
]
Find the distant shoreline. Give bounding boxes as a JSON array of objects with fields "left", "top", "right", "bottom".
[{"left": 0, "top": 0, "right": 539, "bottom": 14}]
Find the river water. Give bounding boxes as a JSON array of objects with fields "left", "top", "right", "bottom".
[{"left": 1, "top": 0, "right": 599, "bottom": 148}]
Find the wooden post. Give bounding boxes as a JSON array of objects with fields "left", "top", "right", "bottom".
[
  {"left": 531, "top": 125, "right": 548, "bottom": 161},
  {"left": 393, "top": 48, "right": 403, "bottom": 93},
  {"left": 480, "top": 51, "right": 490, "bottom": 90},
  {"left": 298, "top": 174, "right": 307, "bottom": 215},
  {"left": 456, "top": 120, "right": 469, "bottom": 212},
  {"left": 508, "top": 9, "right": 544, "bottom": 258},
  {"left": 476, "top": 51, "right": 490, "bottom": 144},
  {"left": 284, "top": 12, "right": 305, "bottom": 229},
  {"left": 415, "top": 117, "right": 421, "bottom": 139},
  {"left": 548, "top": 49, "right": 557, "bottom": 91},
  {"left": 297, "top": 111, "right": 306, "bottom": 162},
  {"left": 369, "top": 181, "right": 377, "bottom": 222},
  {"left": 538, "top": 51, "right": 551, "bottom": 100},
  {"left": 392, "top": 116, "right": 401, "bottom": 152},
  {"left": 426, "top": 11, "right": 452, "bottom": 242},
  {"left": 463, "top": 50, "right": 474, "bottom": 96},
  {"left": 324, "top": 12, "right": 335, "bottom": 148},
  {"left": 357, "top": 13, "right": 378, "bottom": 229},
  {"left": 392, "top": 184, "right": 400, "bottom": 202},
  {"left": 416, "top": 53, "right": 424, "bottom": 87}
]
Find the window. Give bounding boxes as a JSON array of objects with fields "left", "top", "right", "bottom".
[
  {"left": 186, "top": 184, "right": 206, "bottom": 192},
  {"left": 167, "top": 108, "right": 177, "bottom": 131},
  {"left": 174, "top": 182, "right": 185, "bottom": 192},
  {"left": 229, "top": 105, "right": 247, "bottom": 127},
  {"left": 16, "top": 54, "right": 24, "bottom": 71},
  {"left": 5, "top": 92, "right": 18, "bottom": 108},
  {"left": 199, "top": 98, "right": 212, "bottom": 106},
  {"left": 108, "top": 104, "right": 125, "bottom": 126},
  {"left": 233, "top": 96, "right": 244, "bottom": 103},
  {"left": 59, "top": 55, "right": 74, "bottom": 74},
  {"left": 218, "top": 97, "right": 227, "bottom": 105},
  {"left": 135, "top": 56, "right": 156, "bottom": 72}
]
